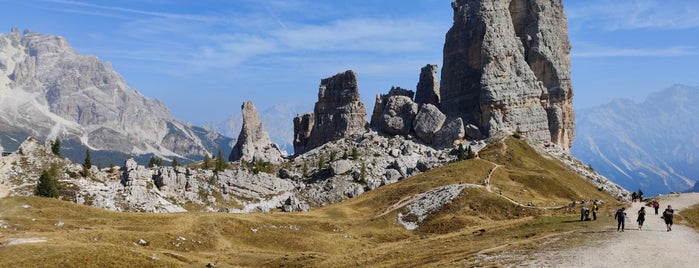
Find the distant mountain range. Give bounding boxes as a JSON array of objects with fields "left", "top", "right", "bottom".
[
  {"left": 0, "top": 28, "right": 233, "bottom": 165},
  {"left": 572, "top": 85, "right": 699, "bottom": 195}
]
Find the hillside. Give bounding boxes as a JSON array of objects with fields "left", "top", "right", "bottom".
[
  {"left": 0, "top": 137, "right": 625, "bottom": 267},
  {"left": 572, "top": 84, "right": 699, "bottom": 195}
]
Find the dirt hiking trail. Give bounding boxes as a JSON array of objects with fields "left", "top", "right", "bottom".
[{"left": 520, "top": 193, "right": 699, "bottom": 267}]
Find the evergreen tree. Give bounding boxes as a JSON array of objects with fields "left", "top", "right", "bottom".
[
  {"left": 51, "top": 139, "right": 61, "bottom": 157},
  {"left": 458, "top": 144, "right": 466, "bottom": 160},
  {"left": 318, "top": 155, "right": 326, "bottom": 169},
  {"left": 302, "top": 162, "right": 309, "bottom": 177},
  {"left": 215, "top": 149, "right": 228, "bottom": 172},
  {"left": 330, "top": 151, "right": 337, "bottom": 162},
  {"left": 36, "top": 167, "right": 59, "bottom": 198},
  {"left": 148, "top": 156, "right": 158, "bottom": 168},
  {"left": 172, "top": 158, "right": 179, "bottom": 168},
  {"left": 351, "top": 147, "right": 359, "bottom": 160},
  {"left": 203, "top": 154, "right": 212, "bottom": 169},
  {"left": 83, "top": 149, "right": 92, "bottom": 176}
]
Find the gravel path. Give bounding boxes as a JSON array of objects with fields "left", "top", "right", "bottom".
[{"left": 521, "top": 193, "right": 699, "bottom": 267}]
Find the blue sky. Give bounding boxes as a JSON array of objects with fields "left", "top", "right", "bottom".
[{"left": 1, "top": 0, "right": 698, "bottom": 127}]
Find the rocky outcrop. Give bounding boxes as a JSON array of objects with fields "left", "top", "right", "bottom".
[
  {"left": 229, "top": 101, "right": 283, "bottom": 164},
  {"left": 294, "top": 70, "right": 367, "bottom": 154},
  {"left": 415, "top": 64, "right": 440, "bottom": 106},
  {"left": 439, "top": 0, "right": 574, "bottom": 151},
  {"left": 370, "top": 87, "right": 415, "bottom": 129},
  {"left": 292, "top": 113, "right": 314, "bottom": 155},
  {"left": 374, "top": 94, "right": 418, "bottom": 136}
]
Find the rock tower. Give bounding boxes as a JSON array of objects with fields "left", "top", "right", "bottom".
[{"left": 439, "top": 0, "right": 574, "bottom": 150}]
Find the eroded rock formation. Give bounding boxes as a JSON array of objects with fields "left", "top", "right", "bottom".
[
  {"left": 439, "top": 0, "right": 574, "bottom": 151},
  {"left": 294, "top": 70, "right": 367, "bottom": 154},
  {"left": 415, "top": 64, "right": 440, "bottom": 106},
  {"left": 229, "top": 101, "right": 283, "bottom": 164}
]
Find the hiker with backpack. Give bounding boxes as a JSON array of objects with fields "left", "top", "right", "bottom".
[
  {"left": 592, "top": 201, "right": 599, "bottom": 221},
  {"left": 652, "top": 200, "right": 660, "bottom": 215},
  {"left": 614, "top": 207, "right": 627, "bottom": 231},
  {"left": 663, "top": 205, "right": 674, "bottom": 232},
  {"left": 637, "top": 207, "right": 646, "bottom": 230}
]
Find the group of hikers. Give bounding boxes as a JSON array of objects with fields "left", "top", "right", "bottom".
[{"left": 582, "top": 189, "right": 675, "bottom": 232}]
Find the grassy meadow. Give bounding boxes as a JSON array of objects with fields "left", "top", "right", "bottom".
[{"left": 0, "top": 137, "right": 632, "bottom": 267}]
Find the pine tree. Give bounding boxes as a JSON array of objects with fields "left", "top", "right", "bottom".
[
  {"left": 172, "top": 158, "right": 179, "bottom": 168},
  {"left": 458, "top": 144, "right": 466, "bottom": 160},
  {"left": 36, "top": 168, "right": 59, "bottom": 198},
  {"left": 215, "top": 149, "right": 228, "bottom": 172},
  {"left": 318, "top": 155, "right": 326, "bottom": 169},
  {"left": 83, "top": 149, "right": 92, "bottom": 176},
  {"left": 351, "top": 147, "right": 359, "bottom": 160},
  {"left": 148, "top": 156, "right": 158, "bottom": 168},
  {"left": 203, "top": 154, "right": 212, "bottom": 169},
  {"left": 51, "top": 139, "right": 61, "bottom": 157},
  {"left": 302, "top": 162, "right": 309, "bottom": 178}
]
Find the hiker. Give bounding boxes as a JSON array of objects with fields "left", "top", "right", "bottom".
[
  {"left": 614, "top": 207, "right": 627, "bottom": 231},
  {"left": 663, "top": 205, "right": 674, "bottom": 232},
  {"left": 592, "top": 201, "right": 599, "bottom": 221},
  {"left": 637, "top": 207, "right": 646, "bottom": 230},
  {"left": 580, "top": 206, "right": 590, "bottom": 221},
  {"left": 631, "top": 192, "right": 637, "bottom": 202},
  {"left": 637, "top": 189, "right": 644, "bottom": 202},
  {"left": 652, "top": 200, "right": 660, "bottom": 215}
]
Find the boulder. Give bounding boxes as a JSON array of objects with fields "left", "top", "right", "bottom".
[
  {"left": 330, "top": 159, "right": 353, "bottom": 176},
  {"left": 370, "top": 86, "right": 415, "bottom": 128},
  {"left": 433, "top": 118, "right": 465, "bottom": 149},
  {"left": 374, "top": 95, "right": 418, "bottom": 136},
  {"left": 464, "top": 124, "right": 484, "bottom": 140},
  {"left": 412, "top": 104, "right": 446, "bottom": 144}
]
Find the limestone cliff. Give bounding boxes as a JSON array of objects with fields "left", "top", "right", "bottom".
[
  {"left": 439, "top": 0, "right": 574, "bottom": 151},
  {"left": 294, "top": 70, "right": 367, "bottom": 154}
]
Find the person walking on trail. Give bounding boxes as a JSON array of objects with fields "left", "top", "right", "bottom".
[
  {"left": 614, "top": 207, "right": 627, "bottom": 231},
  {"left": 663, "top": 205, "right": 675, "bottom": 232},
  {"left": 652, "top": 200, "right": 660, "bottom": 215},
  {"left": 592, "top": 201, "right": 599, "bottom": 221},
  {"left": 631, "top": 192, "right": 637, "bottom": 202},
  {"left": 637, "top": 207, "right": 646, "bottom": 230}
]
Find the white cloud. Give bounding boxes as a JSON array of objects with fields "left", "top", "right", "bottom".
[
  {"left": 566, "top": 0, "right": 699, "bottom": 30},
  {"left": 572, "top": 46, "right": 698, "bottom": 58}
]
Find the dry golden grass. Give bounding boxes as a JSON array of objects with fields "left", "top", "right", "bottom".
[{"left": 0, "top": 137, "right": 631, "bottom": 267}]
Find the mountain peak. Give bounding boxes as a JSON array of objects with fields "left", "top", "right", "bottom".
[{"left": 0, "top": 29, "right": 234, "bottom": 165}]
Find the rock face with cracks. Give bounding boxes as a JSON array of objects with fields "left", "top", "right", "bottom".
[
  {"left": 439, "top": 0, "right": 574, "bottom": 151},
  {"left": 293, "top": 70, "right": 367, "bottom": 154}
]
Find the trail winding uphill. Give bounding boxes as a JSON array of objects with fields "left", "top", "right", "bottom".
[{"left": 522, "top": 193, "right": 699, "bottom": 267}]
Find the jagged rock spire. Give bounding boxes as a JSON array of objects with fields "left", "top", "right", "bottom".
[{"left": 229, "top": 101, "right": 283, "bottom": 164}]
